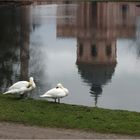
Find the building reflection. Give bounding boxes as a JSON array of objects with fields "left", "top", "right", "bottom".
[
  {"left": 76, "top": 2, "right": 117, "bottom": 106},
  {"left": 57, "top": 2, "right": 77, "bottom": 38},
  {"left": 57, "top": 1, "right": 140, "bottom": 106}
]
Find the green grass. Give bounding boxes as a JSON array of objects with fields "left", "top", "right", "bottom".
[{"left": 0, "top": 94, "right": 140, "bottom": 135}]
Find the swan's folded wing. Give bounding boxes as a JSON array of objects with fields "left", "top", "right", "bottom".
[
  {"left": 46, "top": 88, "right": 65, "bottom": 97},
  {"left": 9, "top": 81, "right": 29, "bottom": 90},
  {"left": 40, "top": 94, "right": 52, "bottom": 98},
  {"left": 4, "top": 87, "right": 28, "bottom": 94}
]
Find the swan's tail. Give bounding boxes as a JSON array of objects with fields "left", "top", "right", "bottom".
[
  {"left": 3, "top": 89, "right": 20, "bottom": 94},
  {"left": 40, "top": 94, "right": 45, "bottom": 98},
  {"left": 40, "top": 94, "right": 51, "bottom": 98},
  {"left": 3, "top": 90, "right": 12, "bottom": 94}
]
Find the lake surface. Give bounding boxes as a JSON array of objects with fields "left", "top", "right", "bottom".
[{"left": 0, "top": 1, "right": 140, "bottom": 112}]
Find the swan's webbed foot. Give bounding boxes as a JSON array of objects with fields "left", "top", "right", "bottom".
[
  {"left": 54, "top": 98, "right": 57, "bottom": 103},
  {"left": 20, "top": 93, "right": 28, "bottom": 99},
  {"left": 58, "top": 98, "right": 60, "bottom": 103}
]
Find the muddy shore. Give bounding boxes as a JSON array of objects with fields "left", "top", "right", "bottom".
[{"left": 0, "top": 122, "right": 139, "bottom": 139}]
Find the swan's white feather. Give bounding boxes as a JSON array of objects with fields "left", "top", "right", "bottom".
[
  {"left": 40, "top": 83, "right": 69, "bottom": 100},
  {"left": 40, "top": 88, "right": 67, "bottom": 98},
  {"left": 4, "top": 86, "right": 30, "bottom": 95},
  {"left": 9, "top": 81, "right": 29, "bottom": 90}
]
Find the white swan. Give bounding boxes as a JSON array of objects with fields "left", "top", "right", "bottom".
[
  {"left": 3, "top": 77, "right": 36, "bottom": 95},
  {"left": 40, "top": 83, "right": 69, "bottom": 103}
]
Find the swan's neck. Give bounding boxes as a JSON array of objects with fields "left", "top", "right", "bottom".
[
  {"left": 63, "top": 88, "right": 69, "bottom": 95},
  {"left": 29, "top": 79, "right": 36, "bottom": 89},
  {"left": 29, "top": 80, "right": 32, "bottom": 87}
]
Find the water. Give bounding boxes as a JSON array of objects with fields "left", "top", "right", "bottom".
[{"left": 0, "top": 1, "right": 140, "bottom": 112}]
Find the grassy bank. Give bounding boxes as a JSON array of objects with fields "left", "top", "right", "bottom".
[{"left": 0, "top": 94, "right": 140, "bottom": 135}]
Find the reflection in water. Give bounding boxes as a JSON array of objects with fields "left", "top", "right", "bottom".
[
  {"left": 75, "top": 2, "right": 117, "bottom": 106},
  {"left": 0, "top": 7, "right": 20, "bottom": 92},
  {"left": 77, "top": 64, "right": 116, "bottom": 107},
  {"left": 20, "top": 7, "right": 30, "bottom": 81},
  {"left": 0, "top": 2, "right": 140, "bottom": 111},
  {"left": 135, "top": 17, "right": 140, "bottom": 58},
  {"left": 19, "top": 7, "right": 31, "bottom": 97},
  {"left": 0, "top": 6, "right": 31, "bottom": 96},
  {"left": 90, "top": 85, "right": 102, "bottom": 107}
]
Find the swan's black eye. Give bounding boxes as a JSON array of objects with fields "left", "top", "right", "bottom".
[{"left": 56, "top": 86, "right": 59, "bottom": 89}]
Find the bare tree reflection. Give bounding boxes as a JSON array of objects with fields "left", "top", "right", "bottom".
[
  {"left": 0, "top": 7, "right": 20, "bottom": 92},
  {"left": 19, "top": 7, "right": 29, "bottom": 80},
  {"left": 19, "top": 6, "right": 30, "bottom": 98},
  {"left": 0, "top": 6, "right": 31, "bottom": 97}
]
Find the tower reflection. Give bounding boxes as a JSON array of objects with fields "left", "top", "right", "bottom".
[
  {"left": 77, "top": 64, "right": 116, "bottom": 106},
  {"left": 76, "top": 2, "right": 117, "bottom": 106}
]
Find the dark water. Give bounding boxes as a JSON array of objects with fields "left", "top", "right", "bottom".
[{"left": 0, "top": 1, "right": 140, "bottom": 112}]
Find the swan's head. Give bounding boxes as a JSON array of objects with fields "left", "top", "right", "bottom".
[
  {"left": 57, "top": 83, "right": 69, "bottom": 95},
  {"left": 29, "top": 77, "right": 36, "bottom": 89},
  {"left": 57, "top": 83, "right": 63, "bottom": 89}
]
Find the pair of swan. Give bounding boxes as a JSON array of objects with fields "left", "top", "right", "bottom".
[{"left": 3, "top": 77, "right": 69, "bottom": 103}]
